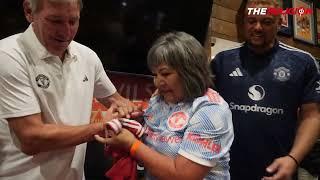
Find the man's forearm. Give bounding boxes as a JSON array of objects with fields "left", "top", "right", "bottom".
[
  {"left": 289, "top": 104, "right": 320, "bottom": 163},
  {"left": 17, "top": 122, "right": 104, "bottom": 155}
]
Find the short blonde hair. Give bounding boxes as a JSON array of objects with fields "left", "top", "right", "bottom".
[{"left": 27, "top": 0, "right": 83, "bottom": 12}]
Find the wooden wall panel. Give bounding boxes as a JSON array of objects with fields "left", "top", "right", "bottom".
[
  {"left": 213, "top": 0, "right": 242, "bottom": 11},
  {"left": 212, "top": 4, "right": 237, "bottom": 23},
  {"left": 211, "top": 32, "right": 238, "bottom": 42},
  {"left": 211, "top": 18, "right": 238, "bottom": 38}
]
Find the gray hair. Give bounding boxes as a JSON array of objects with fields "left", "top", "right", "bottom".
[
  {"left": 27, "top": 0, "right": 83, "bottom": 12},
  {"left": 147, "top": 31, "right": 213, "bottom": 102}
]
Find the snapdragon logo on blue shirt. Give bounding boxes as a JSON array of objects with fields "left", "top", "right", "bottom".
[
  {"left": 229, "top": 85, "right": 284, "bottom": 116},
  {"left": 248, "top": 85, "right": 265, "bottom": 101}
]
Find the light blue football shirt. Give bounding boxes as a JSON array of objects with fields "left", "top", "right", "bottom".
[{"left": 142, "top": 89, "right": 234, "bottom": 180}]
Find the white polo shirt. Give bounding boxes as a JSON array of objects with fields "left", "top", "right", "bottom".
[{"left": 0, "top": 24, "right": 116, "bottom": 180}]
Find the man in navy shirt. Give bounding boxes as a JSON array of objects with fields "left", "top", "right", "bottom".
[{"left": 211, "top": 0, "right": 320, "bottom": 179}]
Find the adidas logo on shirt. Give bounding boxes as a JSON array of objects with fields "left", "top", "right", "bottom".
[
  {"left": 229, "top": 67, "right": 243, "bottom": 77},
  {"left": 83, "top": 75, "right": 88, "bottom": 82}
]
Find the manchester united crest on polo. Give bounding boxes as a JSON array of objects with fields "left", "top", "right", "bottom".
[
  {"left": 167, "top": 111, "right": 189, "bottom": 131},
  {"left": 273, "top": 67, "right": 290, "bottom": 82},
  {"left": 36, "top": 74, "right": 50, "bottom": 89}
]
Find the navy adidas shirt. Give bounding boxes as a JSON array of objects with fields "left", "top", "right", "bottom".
[{"left": 211, "top": 41, "right": 320, "bottom": 180}]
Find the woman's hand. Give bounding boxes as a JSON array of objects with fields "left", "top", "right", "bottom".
[{"left": 95, "top": 128, "right": 137, "bottom": 151}]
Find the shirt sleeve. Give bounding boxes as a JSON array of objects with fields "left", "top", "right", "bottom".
[
  {"left": 0, "top": 51, "right": 41, "bottom": 119},
  {"left": 92, "top": 53, "right": 117, "bottom": 98},
  {"left": 301, "top": 55, "right": 320, "bottom": 104},
  {"left": 178, "top": 103, "right": 234, "bottom": 167}
]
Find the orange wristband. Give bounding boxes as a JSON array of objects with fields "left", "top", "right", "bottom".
[{"left": 130, "top": 139, "right": 142, "bottom": 156}]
